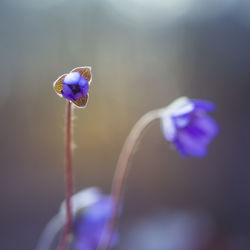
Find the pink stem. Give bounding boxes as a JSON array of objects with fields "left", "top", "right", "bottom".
[
  {"left": 99, "top": 109, "right": 162, "bottom": 250},
  {"left": 58, "top": 101, "right": 73, "bottom": 250}
]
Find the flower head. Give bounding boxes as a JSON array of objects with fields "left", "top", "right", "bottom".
[
  {"left": 53, "top": 66, "right": 92, "bottom": 108},
  {"left": 161, "top": 97, "right": 218, "bottom": 157},
  {"left": 72, "top": 193, "right": 118, "bottom": 250},
  {"left": 36, "top": 188, "right": 119, "bottom": 250}
]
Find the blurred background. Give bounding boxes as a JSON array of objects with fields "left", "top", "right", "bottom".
[{"left": 1, "top": 0, "right": 250, "bottom": 249}]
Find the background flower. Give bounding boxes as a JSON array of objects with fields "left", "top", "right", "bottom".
[
  {"left": 36, "top": 188, "right": 118, "bottom": 250},
  {"left": 72, "top": 194, "right": 118, "bottom": 250},
  {"left": 161, "top": 97, "right": 218, "bottom": 157}
]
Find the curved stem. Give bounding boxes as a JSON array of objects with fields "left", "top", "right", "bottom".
[
  {"left": 99, "top": 109, "right": 163, "bottom": 250},
  {"left": 58, "top": 101, "right": 73, "bottom": 250}
]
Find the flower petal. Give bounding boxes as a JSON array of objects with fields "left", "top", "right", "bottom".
[
  {"left": 174, "top": 114, "right": 218, "bottom": 157},
  {"left": 63, "top": 72, "right": 81, "bottom": 85},
  {"left": 72, "top": 195, "right": 119, "bottom": 250},
  {"left": 71, "top": 66, "right": 92, "bottom": 84},
  {"left": 193, "top": 115, "right": 218, "bottom": 138},
  {"left": 173, "top": 139, "right": 188, "bottom": 157},
  {"left": 53, "top": 74, "right": 67, "bottom": 96},
  {"left": 172, "top": 101, "right": 195, "bottom": 117},
  {"left": 161, "top": 97, "right": 218, "bottom": 158},
  {"left": 192, "top": 99, "right": 216, "bottom": 112},
  {"left": 176, "top": 131, "right": 208, "bottom": 157},
  {"left": 161, "top": 116, "right": 176, "bottom": 142},
  {"left": 72, "top": 94, "right": 89, "bottom": 108},
  {"left": 62, "top": 84, "right": 75, "bottom": 101},
  {"left": 174, "top": 116, "right": 190, "bottom": 128}
]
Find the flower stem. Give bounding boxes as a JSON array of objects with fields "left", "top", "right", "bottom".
[
  {"left": 99, "top": 109, "right": 163, "bottom": 250},
  {"left": 58, "top": 101, "right": 73, "bottom": 250}
]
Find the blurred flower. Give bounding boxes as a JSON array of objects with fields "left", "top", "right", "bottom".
[
  {"left": 72, "top": 194, "right": 118, "bottom": 250},
  {"left": 36, "top": 188, "right": 119, "bottom": 250},
  {"left": 161, "top": 97, "right": 218, "bottom": 157},
  {"left": 53, "top": 67, "right": 92, "bottom": 108}
]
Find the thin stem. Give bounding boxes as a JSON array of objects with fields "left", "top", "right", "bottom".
[
  {"left": 99, "top": 109, "right": 163, "bottom": 250},
  {"left": 58, "top": 101, "right": 73, "bottom": 250}
]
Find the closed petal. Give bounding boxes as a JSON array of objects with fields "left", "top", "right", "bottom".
[
  {"left": 192, "top": 115, "right": 219, "bottom": 139},
  {"left": 73, "top": 195, "right": 119, "bottom": 250},
  {"left": 177, "top": 114, "right": 218, "bottom": 148},
  {"left": 185, "top": 115, "right": 218, "bottom": 147},
  {"left": 174, "top": 116, "right": 190, "bottom": 128},
  {"left": 172, "top": 101, "right": 194, "bottom": 117},
  {"left": 161, "top": 116, "right": 176, "bottom": 142},
  {"left": 71, "top": 66, "right": 92, "bottom": 84},
  {"left": 165, "top": 97, "right": 189, "bottom": 113},
  {"left": 183, "top": 126, "right": 211, "bottom": 146},
  {"left": 53, "top": 74, "right": 67, "bottom": 96},
  {"left": 72, "top": 94, "right": 89, "bottom": 108},
  {"left": 62, "top": 84, "right": 75, "bottom": 101},
  {"left": 173, "top": 139, "right": 188, "bottom": 158},
  {"left": 192, "top": 99, "right": 216, "bottom": 112},
  {"left": 176, "top": 131, "right": 208, "bottom": 157}
]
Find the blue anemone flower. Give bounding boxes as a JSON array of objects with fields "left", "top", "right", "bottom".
[
  {"left": 61, "top": 72, "right": 89, "bottom": 101},
  {"left": 53, "top": 66, "right": 92, "bottom": 108},
  {"left": 72, "top": 195, "right": 118, "bottom": 250},
  {"left": 36, "top": 188, "right": 118, "bottom": 250},
  {"left": 161, "top": 97, "right": 218, "bottom": 157}
]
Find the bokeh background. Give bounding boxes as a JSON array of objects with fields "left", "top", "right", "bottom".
[{"left": 1, "top": 0, "right": 250, "bottom": 249}]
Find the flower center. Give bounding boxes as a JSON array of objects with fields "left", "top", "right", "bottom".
[{"left": 69, "top": 84, "right": 82, "bottom": 95}]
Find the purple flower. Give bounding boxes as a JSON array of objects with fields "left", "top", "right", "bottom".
[
  {"left": 36, "top": 188, "right": 119, "bottom": 250},
  {"left": 72, "top": 194, "right": 118, "bottom": 250},
  {"left": 53, "top": 66, "right": 92, "bottom": 108},
  {"left": 161, "top": 97, "right": 218, "bottom": 157},
  {"left": 61, "top": 72, "right": 89, "bottom": 101}
]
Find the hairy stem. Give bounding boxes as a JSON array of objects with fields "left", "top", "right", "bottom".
[
  {"left": 58, "top": 101, "right": 73, "bottom": 250},
  {"left": 99, "top": 109, "right": 163, "bottom": 250}
]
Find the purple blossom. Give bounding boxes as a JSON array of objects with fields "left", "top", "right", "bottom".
[
  {"left": 35, "top": 188, "right": 118, "bottom": 250},
  {"left": 72, "top": 194, "right": 118, "bottom": 250},
  {"left": 53, "top": 66, "right": 92, "bottom": 108},
  {"left": 61, "top": 72, "right": 89, "bottom": 101},
  {"left": 161, "top": 97, "right": 218, "bottom": 157}
]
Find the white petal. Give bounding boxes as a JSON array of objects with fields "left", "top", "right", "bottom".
[
  {"left": 172, "top": 102, "right": 194, "bottom": 117},
  {"left": 161, "top": 115, "right": 176, "bottom": 141},
  {"left": 165, "top": 96, "right": 189, "bottom": 114},
  {"left": 59, "top": 187, "right": 101, "bottom": 219}
]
